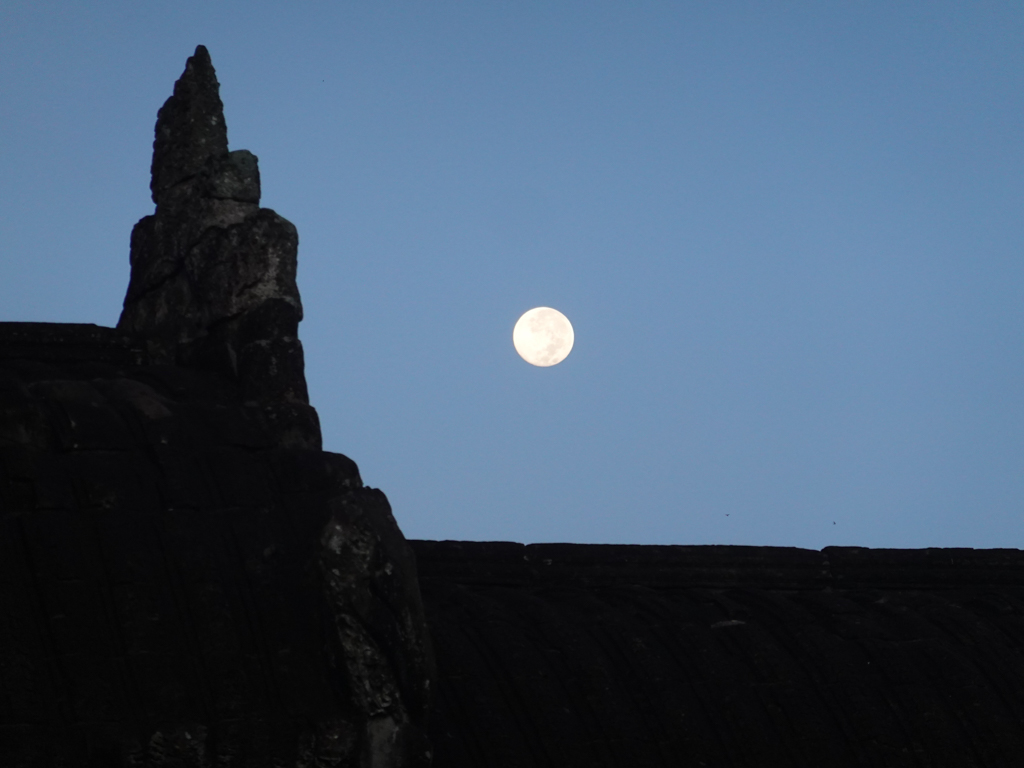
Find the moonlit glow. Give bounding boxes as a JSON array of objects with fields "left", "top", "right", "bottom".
[{"left": 512, "top": 307, "right": 574, "bottom": 367}]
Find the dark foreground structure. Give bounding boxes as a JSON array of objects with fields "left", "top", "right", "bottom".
[
  {"left": 2, "top": 47, "right": 1024, "bottom": 767},
  {"left": 415, "top": 541, "right": 1024, "bottom": 767},
  {"left": 1, "top": 48, "right": 431, "bottom": 768}
]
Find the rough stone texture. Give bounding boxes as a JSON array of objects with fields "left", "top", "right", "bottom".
[
  {"left": 414, "top": 540, "right": 1024, "bottom": 768},
  {"left": 0, "top": 45, "right": 432, "bottom": 768},
  {"left": 149, "top": 46, "right": 229, "bottom": 205},
  {"left": 119, "top": 46, "right": 311, "bottom": 450}
]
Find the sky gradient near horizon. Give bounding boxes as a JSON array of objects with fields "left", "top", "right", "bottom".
[{"left": 2, "top": 2, "right": 1022, "bottom": 548}]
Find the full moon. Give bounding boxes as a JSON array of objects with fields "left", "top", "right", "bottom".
[{"left": 512, "top": 307, "right": 574, "bottom": 367}]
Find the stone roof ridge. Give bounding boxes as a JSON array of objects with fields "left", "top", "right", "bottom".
[
  {"left": 0, "top": 321, "right": 142, "bottom": 366},
  {"left": 410, "top": 539, "right": 1024, "bottom": 589}
]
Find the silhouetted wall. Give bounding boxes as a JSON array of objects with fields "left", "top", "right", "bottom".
[
  {"left": 414, "top": 540, "right": 1024, "bottom": 768},
  {"left": 0, "top": 322, "right": 431, "bottom": 767}
]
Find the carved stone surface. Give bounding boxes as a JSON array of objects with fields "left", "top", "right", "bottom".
[{"left": 414, "top": 540, "right": 1024, "bottom": 768}]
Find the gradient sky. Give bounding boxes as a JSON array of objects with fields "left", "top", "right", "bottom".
[{"left": 2, "top": 2, "right": 1022, "bottom": 548}]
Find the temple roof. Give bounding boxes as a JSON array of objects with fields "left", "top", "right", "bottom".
[{"left": 414, "top": 539, "right": 1024, "bottom": 767}]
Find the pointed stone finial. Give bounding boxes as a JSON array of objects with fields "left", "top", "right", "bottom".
[
  {"left": 150, "top": 45, "right": 229, "bottom": 205},
  {"left": 119, "top": 46, "right": 314, "bottom": 449}
]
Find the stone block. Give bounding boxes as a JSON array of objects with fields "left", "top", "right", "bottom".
[
  {"left": 0, "top": 448, "right": 75, "bottom": 512},
  {"left": 30, "top": 380, "right": 136, "bottom": 452},
  {"left": 196, "top": 447, "right": 276, "bottom": 508},
  {"left": 20, "top": 509, "right": 101, "bottom": 582},
  {"left": 66, "top": 450, "right": 162, "bottom": 512},
  {"left": 150, "top": 445, "right": 217, "bottom": 510}
]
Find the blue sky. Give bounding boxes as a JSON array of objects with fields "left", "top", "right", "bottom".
[{"left": 2, "top": 2, "right": 1022, "bottom": 547}]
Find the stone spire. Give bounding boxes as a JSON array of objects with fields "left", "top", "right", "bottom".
[
  {"left": 150, "top": 45, "right": 228, "bottom": 205},
  {"left": 119, "top": 46, "right": 318, "bottom": 449}
]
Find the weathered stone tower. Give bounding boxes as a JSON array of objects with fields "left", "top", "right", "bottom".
[
  {"left": 118, "top": 45, "right": 315, "bottom": 450},
  {"left": 0, "top": 46, "right": 432, "bottom": 767}
]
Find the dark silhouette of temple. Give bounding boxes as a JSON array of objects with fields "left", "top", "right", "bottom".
[
  {"left": 0, "top": 48, "right": 431, "bottom": 768},
  {"left": 414, "top": 541, "right": 1024, "bottom": 767},
  {"left": 2, "top": 47, "right": 1024, "bottom": 767}
]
